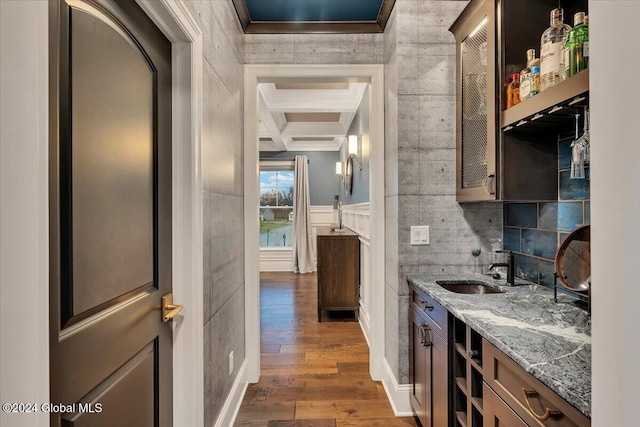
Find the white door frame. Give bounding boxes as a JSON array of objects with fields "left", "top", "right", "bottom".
[
  {"left": 0, "top": 1, "right": 204, "bottom": 426},
  {"left": 244, "top": 64, "right": 386, "bottom": 382}
]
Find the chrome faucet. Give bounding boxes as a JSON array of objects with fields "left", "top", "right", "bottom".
[{"left": 488, "top": 250, "right": 515, "bottom": 285}]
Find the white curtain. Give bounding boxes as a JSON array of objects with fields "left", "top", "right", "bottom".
[{"left": 292, "top": 155, "right": 314, "bottom": 273}]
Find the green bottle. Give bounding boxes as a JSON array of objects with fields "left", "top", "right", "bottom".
[{"left": 564, "top": 12, "right": 589, "bottom": 78}]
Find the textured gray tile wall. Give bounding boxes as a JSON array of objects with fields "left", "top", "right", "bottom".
[
  {"left": 384, "top": 0, "right": 503, "bottom": 385},
  {"left": 183, "top": 1, "right": 245, "bottom": 426},
  {"left": 245, "top": 33, "right": 384, "bottom": 64}
]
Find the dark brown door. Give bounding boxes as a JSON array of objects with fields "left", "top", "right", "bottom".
[{"left": 49, "top": 0, "right": 172, "bottom": 425}]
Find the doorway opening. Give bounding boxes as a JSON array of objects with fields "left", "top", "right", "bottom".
[{"left": 243, "top": 65, "right": 386, "bottom": 386}]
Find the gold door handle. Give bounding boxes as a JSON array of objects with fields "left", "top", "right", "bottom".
[
  {"left": 522, "top": 388, "right": 562, "bottom": 421},
  {"left": 162, "top": 293, "right": 183, "bottom": 322}
]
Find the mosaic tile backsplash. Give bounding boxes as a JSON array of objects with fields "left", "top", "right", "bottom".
[{"left": 503, "top": 137, "right": 590, "bottom": 288}]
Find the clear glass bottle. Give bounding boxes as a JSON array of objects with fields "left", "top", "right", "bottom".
[
  {"left": 540, "top": 8, "right": 571, "bottom": 91},
  {"left": 519, "top": 49, "right": 539, "bottom": 99},
  {"left": 564, "top": 12, "right": 589, "bottom": 78},
  {"left": 506, "top": 73, "right": 520, "bottom": 109},
  {"left": 529, "top": 65, "right": 541, "bottom": 97}
]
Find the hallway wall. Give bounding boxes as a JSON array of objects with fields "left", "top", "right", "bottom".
[
  {"left": 240, "top": 0, "right": 502, "bottom": 399},
  {"left": 383, "top": 0, "right": 503, "bottom": 385},
  {"left": 183, "top": 2, "right": 246, "bottom": 426}
]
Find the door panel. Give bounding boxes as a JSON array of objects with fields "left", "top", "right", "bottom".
[
  {"left": 49, "top": 0, "right": 172, "bottom": 425},
  {"left": 61, "top": 342, "right": 156, "bottom": 427},
  {"left": 70, "top": 4, "right": 155, "bottom": 317}
]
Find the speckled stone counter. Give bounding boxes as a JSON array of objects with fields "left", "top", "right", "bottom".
[{"left": 407, "top": 273, "right": 591, "bottom": 418}]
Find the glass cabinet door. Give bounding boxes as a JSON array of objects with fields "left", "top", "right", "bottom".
[{"left": 451, "top": 0, "right": 497, "bottom": 201}]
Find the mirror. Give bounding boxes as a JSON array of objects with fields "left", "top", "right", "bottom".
[
  {"left": 344, "top": 157, "right": 353, "bottom": 195},
  {"left": 554, "top": 225, "right": 590, "bottom": 292}
]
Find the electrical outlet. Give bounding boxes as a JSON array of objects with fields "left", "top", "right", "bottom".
[
  {"left": 410, "top": 226, "right": 430, "bottom": 245},
  {"left": 228, "top": 351, "right": 234, "bottom": 375}
]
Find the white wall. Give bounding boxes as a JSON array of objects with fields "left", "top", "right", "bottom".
[
  {"left": 0, "top": 2, "right": 50, "bottom": 426},
  {"left": 590, "top": 1, "right": 640, "bottom": 425}
]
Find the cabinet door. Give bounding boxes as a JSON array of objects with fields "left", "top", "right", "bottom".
[
  {"left": 410, "top": 308, "right": 431, "bottom": 427},
  {"left": 451, "top": 0, "right": 497, "bottom": 201},
  {"left": 484, "top": 383, "right": 529, "bottom": 427}
]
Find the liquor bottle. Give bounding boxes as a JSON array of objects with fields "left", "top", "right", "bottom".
[
  {"left": 506, "top": 73, "right": 520, "bottom": 109},
  {"left": 564, "top": 12, "right": 589, "bottom": 78},
  {"left": 519, "top": 49, "right": 539, "bottom": 100},
  {"left": 540, "top": 8, "right": 571, "bottom": 91}
]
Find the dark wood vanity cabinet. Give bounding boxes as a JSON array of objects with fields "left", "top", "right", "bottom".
[
  {"left": 409, "top": 285, "right": 449, "bottom": 427},
  {"left": 316, "top": 227, "right": 360, "bottom": 321}
]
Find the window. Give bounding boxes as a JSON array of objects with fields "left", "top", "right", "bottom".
[{"left": 260, "top": 165, "right": 294, "bottom": 247}]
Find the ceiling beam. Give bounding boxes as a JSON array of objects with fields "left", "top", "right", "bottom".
[{"left": 280, "top": 122, "right": 347, "bottom": 138}]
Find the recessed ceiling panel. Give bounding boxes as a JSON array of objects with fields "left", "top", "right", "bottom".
[
  {"left": 276, "top": 82, "right": 349, "bottom": 90},
  {"left": 245, "top": 0, "right": 383, "bottom": 22},
  {"left": 291, "top": 137, "right": 335, "bottom": 142},
  {"left": 233, "top": 0, "right": 396, "bottom": 34},
  {"left": 285, "top": 112, "right": 341, "bottom": 123}
]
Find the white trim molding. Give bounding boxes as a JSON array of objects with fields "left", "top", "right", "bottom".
[
  {"left": 0, "top": 2, "right": 50, "bottom": 426},
  {"left": 381, "top": 359, "right": 413, "bottom": 416},
  {"left": 124, "top": 2, "right": 207, "bottom": 426},
  {"left": 259, "top": 247, "right": 293, "bottom": 272},
  {"left": 245, "top": 64, "right": 385, "bottom": 385},
  {"left": 213, "top": 361, "right": 248, "bottom": 427}
]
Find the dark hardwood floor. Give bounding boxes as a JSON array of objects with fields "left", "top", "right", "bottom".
[{"left": 234, "top": 272, "right": 419, "bottom": 427}]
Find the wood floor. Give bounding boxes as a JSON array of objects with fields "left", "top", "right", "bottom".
[{"left": 234, "top": 272, "right": 419, "bottom": 427}]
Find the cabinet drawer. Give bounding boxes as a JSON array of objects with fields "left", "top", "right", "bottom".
[
  {"left": 483, "top": 340, "right": 590, "bottom": 427},
  {"left": 484, "top": 382, "right": 528, "bottom": 427},
  {"left": 411, "top": 286, "right": 447, "bottom": 341}
]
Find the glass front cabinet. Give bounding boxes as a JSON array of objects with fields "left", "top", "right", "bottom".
[
  {"left": 450, "top": 0, "right": 497, "bottom": 202},
  {"left": 451, "top": 0, "right": 590, "bottom": 203}
]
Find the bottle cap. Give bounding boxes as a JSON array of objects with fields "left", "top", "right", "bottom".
[
  {"left": 526, "top": 48, "right": 536, "bottom": 60},
  {"left": 511, "top": 73, "right": 519, "bottom": 81},
  {"left": 550, "top": 8, "right": 564, "bottom": 26},
  {"left": 531, "top": 65, "right": 540, "bottom": 73},
  {"left": 574, "top": 12, "right": 585, "bottom": 26}
]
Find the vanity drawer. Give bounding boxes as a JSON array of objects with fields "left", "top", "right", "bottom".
[
  {"left": 483, "top": 340, "right": 590, "bottom": 427},
  {"left": 411, "top": 286, "right": 447, "bottom": 341}
]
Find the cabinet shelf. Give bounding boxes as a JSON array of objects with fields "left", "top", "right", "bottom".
[
  {"left": 456, "top": 411, "right": 468, "bottom": 427},
  {"left": 454, "top": 342, "right": 466, "bottom": 357},
  {"left": 471, "top": 397, "right": 484, "bottom": 413},
  {"left": 501, "top": 69, "right": 589, "bottom": 130},
  {"left": 455, "top": 376, "right": 468, "bottom": 394},
  {"left": 470, "top": 357, "right": 483, "bottom": 373}
]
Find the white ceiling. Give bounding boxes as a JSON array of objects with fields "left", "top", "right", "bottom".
[{"left": 258, "top": 82, "right": 368, "bottom": 152}]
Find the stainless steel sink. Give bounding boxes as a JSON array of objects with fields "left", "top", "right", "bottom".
[{"left": 435, "top": 280, "right": 504, "bottom": 294}]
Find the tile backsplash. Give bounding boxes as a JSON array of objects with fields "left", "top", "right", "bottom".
[{"left": 503, "top": 137, "right": 590, "bottom": 288}]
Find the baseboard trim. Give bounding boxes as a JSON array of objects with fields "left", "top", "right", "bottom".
[
  {"left": 214, "top": 360, "right": 248, "bottom": 427},
  {"left": 358, "top": 301, "right": 371, "bottom": 347},
  {"left": 380, "top": 358, "right": 413, "bottom": 417}
]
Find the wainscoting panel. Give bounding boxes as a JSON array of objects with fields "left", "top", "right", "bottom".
[{"left": 343, "top": 203, "right": 371, "bottom": 344}]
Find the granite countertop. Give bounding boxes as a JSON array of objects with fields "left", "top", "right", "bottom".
[{"left": 407, "top": 273, "right": 591, "bottom": 418}]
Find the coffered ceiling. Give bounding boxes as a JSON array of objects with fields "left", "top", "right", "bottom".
[
  {"left": 258, "top": 82, "right": 368, "bottom": 152},
  {"left": 232, "top": 0, "right": 396, "bottom": 34}
]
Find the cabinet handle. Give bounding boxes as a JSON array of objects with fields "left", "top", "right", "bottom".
[
  {"left": 418, "top": 325, "right": 432, "bottom": 347},
  {"left": 420, "top": 301, "right": 434, "bottom": 311},
  {"left": 522, "top": 388, "right": 562, "bottom": 421},
  {"left": 484, "top": 174, "right": 496, "bottom": 195}
]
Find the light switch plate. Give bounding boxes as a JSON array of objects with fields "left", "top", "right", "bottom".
[{"left": 410, "top": 226, "right": 430, "bottom": 245}]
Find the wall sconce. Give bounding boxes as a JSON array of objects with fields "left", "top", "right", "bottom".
[
  {"left": 335, "top": 161, "right": 343, "bottom": 177},
  {"left": 348, "top": 134, "right": 362, "bottom": 170}
]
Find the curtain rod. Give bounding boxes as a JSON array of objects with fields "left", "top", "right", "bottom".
[{"left": 259, "top": 158, "right": 310, "bottom": 163}]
